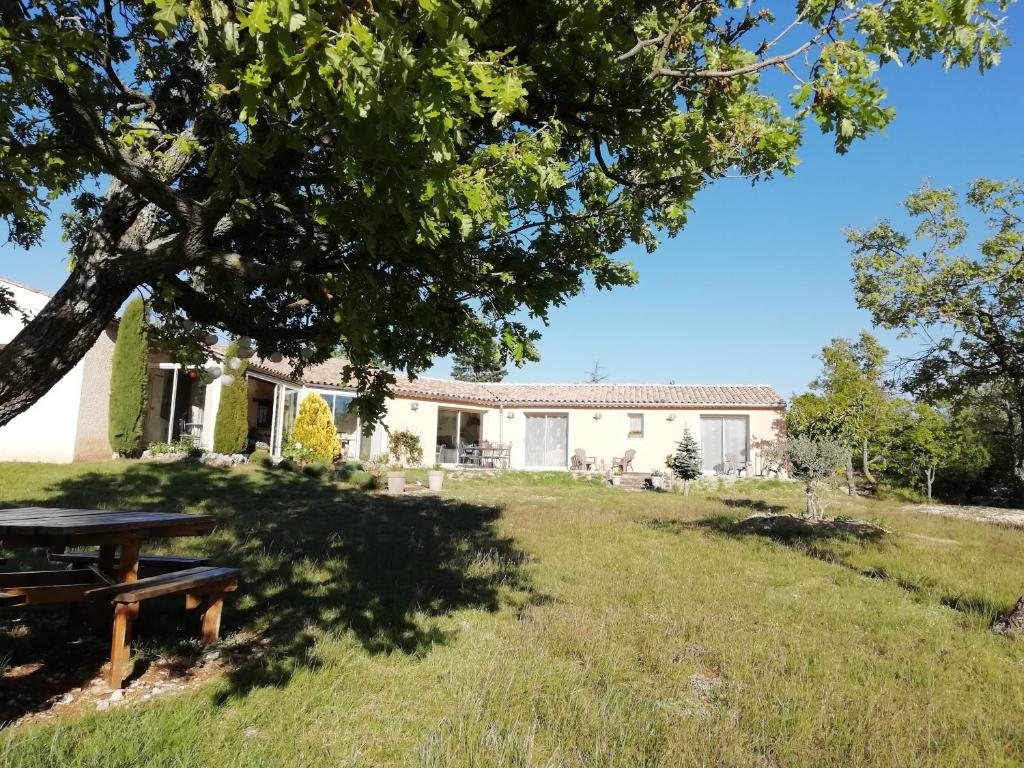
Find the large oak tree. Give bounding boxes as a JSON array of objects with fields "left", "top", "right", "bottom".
[{"left": 0, "top": 0, "right": 1010, "bottom": 425}]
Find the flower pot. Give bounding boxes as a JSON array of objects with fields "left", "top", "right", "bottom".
[
  {"left": 427, "top": 470, "right": 445, "bottom": 492},
  {"left": 386, "top": 471, "right": 406, "bottom": 495},
  {"left": 610, "top": 476, "right": 621, "bottom": 486},
  {"left": 650, "top": 475, "right": 664, "bottom": 490}
]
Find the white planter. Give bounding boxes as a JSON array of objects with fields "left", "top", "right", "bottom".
[
  {"left": 650, "top": 475, "right": 665, "bottom": 490},
  {"left": 386, "top": 472, "right": 406, "bottom": 495},
  {"left": 610, "top": 476, "right": 621, "bottom": 486},
  {"left": 427, "top": 470, "right": 445, "bottom": 492}
]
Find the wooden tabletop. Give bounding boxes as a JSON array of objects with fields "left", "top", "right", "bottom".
[{"left": 0, "top": 507, "right": 214, "bottom": 543}]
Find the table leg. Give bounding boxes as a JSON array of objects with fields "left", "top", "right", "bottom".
[
  {"left": 98, "top": 545, "right": 116, "bottom": 578},
  {"left": 112, "top": 541, "right": 142, "bottom": 683},
  {"left": 108, "top": 602, "right": 134, "bottom": 688}
]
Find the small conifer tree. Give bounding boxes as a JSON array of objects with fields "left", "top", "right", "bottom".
[
  {"left": 289, "top": 393, "right": 339, "bottom": 462},
  {"left": 108, "top": 297, "right": 149, "bottom": 456},
  {"left": 213, "top": 341, "right": 250, "bottom": 454},
  {"left": 671, "top": 426, "right": 703, "bottom": 496}
]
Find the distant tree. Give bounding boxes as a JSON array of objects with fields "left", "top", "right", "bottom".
[
  {"left": 790, "top": 333, "right": 893, "bottom": 492},
  {"left": 785, "top": 437, "right": 848, "bottom": 520},
  {"left": 108, "top": 297, "right": 149, "bottom": 456},
  {"left": 584, "top": 361, "right": 609, "bottom": 384},
  {"left": 451, "top": 350, "right": 507, "bottom": 383},
  {"left": 851, "top": 179, "right": 1024, "bottom": 499},
  {"left": 289, "top": 394, "right": 339, "bottom": 463},
  {"left": 212, "top": 341, "right": 250, "bottom": 454},
  {"left": 888, "top": 400, "right": 991, "bottom": 502},
  {"left": 671, "top": 427, "right": 702, "bottom": 496}
]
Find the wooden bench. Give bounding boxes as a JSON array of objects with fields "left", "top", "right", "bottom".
[
  {"left": 86, "top": 566, "right": 240, "bottom": 688},
  {"left": 51, "top": 551, "right": 211, "bottom": 574}
]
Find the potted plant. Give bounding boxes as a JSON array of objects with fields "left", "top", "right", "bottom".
[
  {"left": 650, "top": 468, "right": 667, "bottom": 490},
  {"left": 428, "top": 464, "right": 446, "bottom": 492},
  {"left": 386, "top": 468, "right": 406, "bottom": 495},
  {"left": 609, "top": 468, "right": 622, "bottom": 486}
]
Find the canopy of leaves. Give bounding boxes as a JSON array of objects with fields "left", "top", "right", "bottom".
[
  {"left": 850, "top": 178, "right": 1024, "bottom": 490},
  {"left": 0, "top": 0, "right": 1011, "bottom": 428}
]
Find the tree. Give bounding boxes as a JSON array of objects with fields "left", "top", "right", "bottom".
[
  {"left": 789, "top": 333, "right": 893, "bottom": 492},
  {"left": 212, "top": 341, "right": 249, "bottom": 454},
  {"left": 850, "top": 179, "right": 1024, "bottom": 498},
  {"left": 785, "top": 437, "right": 848, "bottom": 520},
  {"left": 451, "top": 342, "right": 507, "bottom": 383},
  {"left": 289, "top": 394, "right": 339, "bottom": 463},
  {"left": 0, "top": 0, "right": 1008, "bottom": 429},
  {"left": 584, "top": 361, "right": 609, "bottom": 384},
  {"left": 108, "top": 297, "right": 148, "bottom": 455},
  {"left": 670, "top": 426, "right": 702, "bottom": 496}
]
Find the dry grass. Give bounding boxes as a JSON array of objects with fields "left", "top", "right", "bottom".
[{"left": 1, "top": 463, "right": 1023, "bottom": 767}]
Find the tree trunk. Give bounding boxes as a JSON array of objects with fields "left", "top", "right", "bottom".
[
  {"left": 925, "top": 466, "right": 935, "bottom": 502},
  {"left": 0, "top": 262, "right": 135, "bottom": 427},
  {"left": 861, "top": 437, "right": 878, "bottom": 488},
  {"left": 993, "top": 594, "right": 1024, "bottom": 638},
  {"left": 845, "top": 452, "right": 855, "bottom": 496}
]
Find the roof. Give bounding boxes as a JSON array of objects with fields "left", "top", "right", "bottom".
[
  {"left": 242, "top": 355, "right": 783, "bottom": 408},
  {"left": 391, "top": 379, "right": 785, "bottom": 408},
  {"left": 0, "top": 276, "right": 53, "bottom": 298}
]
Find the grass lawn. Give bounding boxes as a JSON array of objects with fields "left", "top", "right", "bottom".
[{"left": 1, "top": 462, "right": 1024, "bottom": 767}]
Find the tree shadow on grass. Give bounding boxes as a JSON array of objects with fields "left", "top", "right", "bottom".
[
  {"left": 646, "top": 512, "right": 1004, "bottom": 626},
  {"left": 0, "top": 462, "right": 539, "bottom": 719},
  {"left": 645, "top": 513, "right": 885, "bottom": 544}
]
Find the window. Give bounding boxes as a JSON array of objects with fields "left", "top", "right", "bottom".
[{"left": 627, "top": 413, "right": 644, "bottom": 438}]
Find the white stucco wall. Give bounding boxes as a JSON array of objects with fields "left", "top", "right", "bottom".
[
  {"left": 0, "top": 279, "right": 86, "bottom": 462},
  {"left": 378, "top": 396, "right": 784, "bottom": 473}
]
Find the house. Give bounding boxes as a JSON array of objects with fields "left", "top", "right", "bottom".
[
  {"left": 0, "top": 276, "right": 786, "bottom": 471},
  {"left": 0, "top": 278, "right": 116, "bottom": 462}
]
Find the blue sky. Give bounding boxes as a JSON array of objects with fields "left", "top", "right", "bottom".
[{"left": 3, "top": 11, "right": 1022, "bottom": 399}]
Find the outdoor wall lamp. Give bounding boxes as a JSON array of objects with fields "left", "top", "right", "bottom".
[
  {"left": 593, "top": 412, "right": 602, "bottom": 421},
  {"left": 667, "top": 414, "right": 677, "bottom": 422},
  {"left": 506, "top": 412, "right": 515, "bottom": 420},
  {"left": 410, "top": 402, "right": 419, "bottom": 411}
]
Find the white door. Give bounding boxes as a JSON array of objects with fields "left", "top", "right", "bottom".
[{"left": 524, "top": 414, "right": 568, "bottom": 468}]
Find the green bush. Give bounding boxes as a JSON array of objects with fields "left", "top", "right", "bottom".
[
  {"left": 302, "top": 459, "right": 335, "bottom": 479},
  {"left": 250, "top": 449, "right": 272, "bottom": 466},
  {"left": 213, "top": 341, "right": 249, "bottom": 454},
  {"left": 108, "top": 297, "right": 149, "bottom": 456}
]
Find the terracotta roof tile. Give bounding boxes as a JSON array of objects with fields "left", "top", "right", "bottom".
[
  {"left": 391, "top": 378, "right": 784, "bottom": 408},
  {"left": 236, "top": 353, "right": 783, "bottom": 408}
]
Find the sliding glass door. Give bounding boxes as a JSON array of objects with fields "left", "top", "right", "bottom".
[
  {"left": 700, "top": 416, "right": 749, "bottom": 473},
  {"left": 524, "top": 413, "right": 568, "bottom": 468}
]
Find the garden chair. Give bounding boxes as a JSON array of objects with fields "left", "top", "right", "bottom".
[
  {"left": 571, "top": 449, "right": 596, "bottom": 471},
  {"left": 611, "top": 449, "right": 636, "bottom": 473}
]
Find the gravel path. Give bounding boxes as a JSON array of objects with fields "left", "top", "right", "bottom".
[{"left": 906, "top": 503, "right": 1024, "bottom": 528}]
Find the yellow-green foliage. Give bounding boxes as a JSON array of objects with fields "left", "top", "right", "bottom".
[{"left": 290, "top": 393, "right": 339, "bottom": 462}]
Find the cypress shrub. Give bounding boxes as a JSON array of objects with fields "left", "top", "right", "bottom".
[
  {"left": 289, "top": 393, "right": 339, "bottom": 462},
  {"left": 108, "top": 297, "right": 149, "bottom": 456},
  {"left": 213, "top": 341, "right": 250, "bottom": 454}
]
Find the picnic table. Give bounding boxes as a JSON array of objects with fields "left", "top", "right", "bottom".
[{"left": 0, "top": 507, "right": 235, "bottom": 687}]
